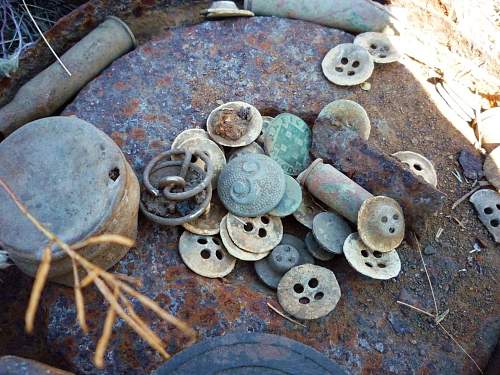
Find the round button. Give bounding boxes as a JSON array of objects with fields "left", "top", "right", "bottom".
[
  {"left": 227, "top": 142, "right": 265, "bottom": 162},
  {"left": 182, "top": 196, "right": 227, "bottom": 235},
  {"left": 343, "top": 232, "right": 401, "bottom": 280},
  {"left": 171, "top": 128, "right": 209, "bottom": 150},
  {"left": 269, "top": 175, "right": 303, "bottom": 217},
  {"left": 179, "top": 230, "right": 236, "bottom": 278},
  {"left": 305, "top": 232, "right": 334, "bottom": 261},
  {"left": 219, "top": 215, "right": 269, "bottom": 261},
  {"left": 277, "top": 264, "right": 341, "bottom": 320},
  {"left": 322, "top": 43, "right": 374, "bottom": 86},
  {"left": 469, "top": 189, "right": 500, "bottom": 243},
  {"left": 316, "top": 100, "right": 371, "bottom": 141},
  {"left": 293, "top": 187, "right": 325, "bottom": 229},
  {"left": 312, "top": 212, "right": 352, "bottom": 254},
  {"left": 392, "top": 151, "right": 438, "bottom": 187},
  {"left": 357, "top": 196, "right": 405, "bottom": 252},
  {"left": 354, "top": 32, "right": 401, "bottom": 64}
]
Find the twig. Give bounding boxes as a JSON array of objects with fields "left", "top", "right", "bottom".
[
  {"left": 72, "top": 257, "right": 88, "bottom": 333},
  {"left": 396, "top": 301, "right": 435, "bottom": 318},
  {"left": 451, "top": 186, "right": 481, "bottom": 210},
  {"left": 413, "top": 233, "right": 439, "bottom": 315},
  {"left": 21, "top": 0, "right": 71, "bottom": 76},
  {"left": 267, "top": 302, "right": 306, "bottom": 328},
  {"left": 438, "top": 323, "right": 483, "bottom": 374},
  {"left": 452, "top": 169, "right": 463, "bottom": 183},
  {"left": 435, "top": 227, "right": 444, "bottom": 241}
]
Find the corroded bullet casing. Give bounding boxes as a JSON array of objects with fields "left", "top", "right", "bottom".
[{"left": 298, "top": 159, "right": 373, "bottom": 223}]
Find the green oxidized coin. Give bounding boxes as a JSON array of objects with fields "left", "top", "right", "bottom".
[
  {"left": 269, "top": 175, "right": 303, "bottom": 217},
  {"left": 264, "top": 113, "right": 311, "bottom": 176}
]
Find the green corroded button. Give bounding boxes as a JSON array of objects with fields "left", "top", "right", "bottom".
[
  {"left": 264, "top": 113, "right": 311, "bottom": 176},
  {"left": 269, "top": 175, "right": 303, "bottom": 217}
]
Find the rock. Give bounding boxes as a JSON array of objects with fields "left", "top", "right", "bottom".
[
  {"left": 458, "top": 150, "right": 484, "bottom": 180},
  {"left": 358, "top": 337, "right": 371, "bottom": 350},
  {"left": 423, "top": 244, "right": 437, "bottom": 255},
  {"left": 387, "top": 312, "right": 413, "bottom": 335},
  {"left": 374, "top": 342, "right": 385, "bottom": 353},
  {"left": 0, "top": 356, "right": 73, "bottom": 375}
]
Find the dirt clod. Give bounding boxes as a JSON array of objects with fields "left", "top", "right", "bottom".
[{"left": 213, "top": 107, "right": 251, "bottom": 140}]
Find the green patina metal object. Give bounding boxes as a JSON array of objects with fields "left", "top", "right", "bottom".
[{"left": 270, "top": 175, "right": 303, "bottom": 217}]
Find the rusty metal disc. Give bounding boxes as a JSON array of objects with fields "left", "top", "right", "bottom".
[
  {"left": 153, "top": 332, "right": 346, "bottom": 374},
  {"left": 182, "top": 195, "right": 227, "bottom": 235},
  {"left": 354, "top": 32, "right": 401, "bottom": 63},
  {"left": 322, "top": 43, "right": 374, "bottom": 86},
  {"left": 469, "top": 189, "right": 500, "bottom": 243},
  {"left": 277, "top": 264, "right": 341, "bottom": 320},
  {"left": 392, "top": 151, "right": 438, "bottom": 187},
  {"left": 305, "top": 232, "right": 335, "bottom": 261},
  {"left": 484, "top": 147, "right": 500, "bottom": 190},
  {"left": 358, "top": 196, "right": 405, "bottom": 252},
  {"left": 269, "top": 175, "right": 303, "bottom": 217},
  {"left": 317, "top": 99, "right": 371, "bottom": 141},
  {"left": 171, "top": 128, "right": 209, "bottom": 150},
  {"left": 343, "top": 232, "right": 401, "bottom": 279},
  {"left": 293, "top": 187, "right": 325, "bottom": 229},
  {"left": 219, "top": 215, "right": 269, "bottom": 261},
  {"left": 312, "top": 212, "right": 352, "bottom": 254},
  {"left": 179, "top": 230, "right": 236, "bottom": 278},
  {"left": 207, "top": 101, "right": 262, "bottom": 147},
  {"left": 227, "top": 142, "right": 265, "bottom": 162},
  {"left": 226, "top": 213, "right": 283, "bottom": 253}
]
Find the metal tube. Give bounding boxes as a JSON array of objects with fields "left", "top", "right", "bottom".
[{"left": 0, "top": 17, "right": 136, "bottom": 139}]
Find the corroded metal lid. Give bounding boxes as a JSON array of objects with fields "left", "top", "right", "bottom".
[
  {"left": 322, "top": 43, "right": 374, "bottom": 86},
  {"left": 0, "top": 116, "right": 127, "bottom": 261},
  {"left": 392, "top": 151, "right": 438, "bottom": 187},
  {"left": 217, "top": 153, "right": 286, "bottom": 217},
  {"left": 312, "top": 212, "right": 352, "bottom": 254},
  {"left": 354, "top": 32, "right": 401, "bottom": 63}
]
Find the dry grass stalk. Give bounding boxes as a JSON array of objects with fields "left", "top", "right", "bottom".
[
  {"left": 0, "top": 177, "right": 196, "bottom": 368},
  {"left": 267, "top": 302, "right": 306, "bottom": 328}
]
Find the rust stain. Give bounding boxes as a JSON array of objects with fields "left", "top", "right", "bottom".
[
  {"left": 111, "top": 131, "right": 127, "bottom": 147},
  {"left": 157, "top": 74, "right": 173, "bottom": 86},
  {"left": 113, "top": 81, "right": 130, "bottom": 90},
  {"left": 122, "top": 98, "right": 141, "bottom": 117}
]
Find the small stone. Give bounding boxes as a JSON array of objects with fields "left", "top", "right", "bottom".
[
  {"left": 361, "top": 82, "right": 371, "bottom": 91},
  {"left": 374, "top": 342, "right": 385, "bottom": 353},
  {"left": 458, "top": 150, "right": 484, "bottom": 180},
  {"left": 423, "top": 244, "right": 436, "bottom": 255},
  {"left": 358, "top": 337, "right": 371, "bottom": 350}
]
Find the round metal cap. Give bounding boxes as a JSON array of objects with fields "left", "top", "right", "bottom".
[
  {"left": 217, "top": 153, "right": 286, "bottom": 217},
  {"left": 358, "top": 196, "right": 405, "bottom": 252},
  {"left": 219, "top": 215, "right": 269, "bottom": 261},
  {"left": 484, "top": 147, "right": 500, "bottom": 190},
  {"left": 293, "top": 187, "right": 325, "bottom": 229},
  {"left": 269, "top": 175, "right": 303, "bottom": 217},
  {"left": 207, "top": 101, "right": 262, "bottom": 147},
  {"left": 227, "top": 142, "right": 265, "bottom": 162},
  {"left": 305, "top": 232, "right": 335, "bottom": 261},
  {"left": 343, "top": 232, "right": 401, "bottom": 279},
  {"left": 264, "top": 113, "right": 312, "bottom": 176},
  {"left": 354, "top": 32, "right": 401, "bottom": 63},
  {"left": 312, "top": 212, "right": 352, "bottom": 254},
  {"left": 322, "top": 43, "right": 374, "bottom": 86},
  {"left": 226, "top": 213, "right": 283, "bottom": 253},
  {"left": 171, "top": 128, "right": 209, "bottom": 150},
  {"left": 179, "top": 230, "right": 236, "bottom": 278},
  {"left": 153, "top": 332, "right": 347, "bottom": 375},
  {"left": 469, "top": 189, "right": 500, "bottom": 243},
  {"left": 0, "top": 116, "right": 127, "bottom": 261},
  {"left": 255, "top": 243, "right": 314, "bottom": 289},
  {"left": 317, "top": 100, "right": 371, "bottom": 141},
  {"left": 393, "top": 151, "right": 438, "bottom": 187},
  {"left": 277, "top": 264, "right": 341, "bottom": 320},
  {"left": 182, "top": 195, "right": 227, "bottom": 235}
]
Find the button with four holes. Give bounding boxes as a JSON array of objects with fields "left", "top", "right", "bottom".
[
  {"left": 322, "top": 43, "right": 374, "bottom": 86},
  {"left": 277, "top": 264, "right": 341, "bottom": 320},
  {"left": 354, "top": 32, "right": 401, "bottom": 64}
]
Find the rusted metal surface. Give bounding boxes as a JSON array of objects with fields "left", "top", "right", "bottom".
[
  {"left": 0, "top": 356, "right": 74, "bottom": 375},
  {"left": 32, "top": 17, "right": 498, "bottom": 375},
  {"left": 311, "top": 123, "right": 447, "bottom": 231}
]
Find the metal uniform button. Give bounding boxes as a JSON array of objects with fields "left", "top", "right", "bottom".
[
  {"left": 227, "top": 142, "right": 265, "bottom": 162},
  {"left": 219, "top": 215, "right": 270, "bottom": 261},
  {"left": 179, "top": 230, "right": 236, "bottom": 278},
  {"left": 280, "top": 233, "right": 307, "bottom": 252},
  {"left": 182, "top": 195, "right": 227, "bottom": 235},
  {"left": 392, "top": 151, "right": 438, "bottom": 187},
  {"left": 257, "top": 115, "right": 274, "bottom": 146},
  {"left": 322, "top": 43, "right": 374, "bottom": 86},
  {"left": 353, "top": 32, "right": 401, "bottom": 63},
  {"left": 343, "top": 232, "right": 401, "bottom": 279},
  {"left": 277, "top": 264, "right": 341, "bottom": 320},
  {"left": 269, "top": 175, "right": 303, "bottom": 217},
  {"left": 171, "top": 128, "right": 209, "bottom": 150},
  {"left": 254, "top": 243, "right": 314, "bottom": 289},
  {"left": 293, "top": 187, "right": 325, "bottom": 229},
  {"left": 201, "top": 1, "right": 255, "bottom": 19},
  {"left": 207, "top": 101, "right": 262, "bottom": 147},
  {"left": 316, "top": 100, "right": 371, "bottom": 141},
  {"left": 305, "top": 232, "right": 335, "bottom": 261},
  {"left": 264, "top": 113, "right": 311, "bottom": 176},
  {"left": 226, "top": 213, "right": 283, "bottom": 253},
  {"left": 469, "top": 189, "right": 500, "bottom": 243},
  {"left": 218, "top": 153, "right": 286, "bottom": 217},
  {"left": 484, "top": 147, "right": 500, "bottom": 190},
  {"left": 357, "top": 196, "right": 405, "bottom": 252},
  {"left": 312, "top": 212, "right": 352, "bottom": 254}
]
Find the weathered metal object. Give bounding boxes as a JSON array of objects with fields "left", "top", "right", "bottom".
[
  {"left": 312, "top": 212, "right": 352, "bottom": 254},
  {"left": 218, "top": 154, "right": 286, "bottom": 217},
  {"left": 298, "top": 159, "right": 373, "bottom": 223},
  {"left": 257, "top": 115, "right": 274, "bottom": 146},
  {"left": 0, "top": 356, "right": 74, "bottom": 375},
  {"left": 178, "top": 230, "right": 236, "bottom": 278},
  {"left": 343, "top": 232, "right": 401, "bottom": 280},
  {"left": 293, "top": 187, "right": 326, "bottom": 229},
  {"left": 358, "top": 196, "right": 405, "bottom": 252},
  {"left": 202, "top": 1, "right": 255, "bottom": 19},
  {"left": 264, "top": 113, "right": 312, "bottom": 176},
  {"left": 255, "top": 243, "right": 314, "bottom": 289},
  {"left": 207, "top": 101, "right": 262, "bottom": 147},
  {"left": 311, "top": 123, "right": 446, "bottom": 230},
  {"left": 392, "top": 151, "right": 438, "bottom": 188},
  {"left": 171, "top": 128, "right": 209, "bottom": 151},
  {"left": 227, "top": 142, "right": 265, "bottom": 161},
  {"left": 182, "top": 196, "right": 227, "bottom": 235},
  {"left": 269, "top": 175, "right": 303, "bottom": 217},
  {"left": 0, "top": 17, "right": 136, "bottom": 139},
  {"left": 469, "top": 189, "right": 500, "bottom": 243},
  {"left": 244, "top": 0, "right": 390, "bottom": 33},
  {"left": 154, "top": 332, "right": 346, "bottom": 375},
  {"left": 354, "top": 32, "right": 401, "bottom": 64},
  {"left": 305, "top": 232, "right": 335, "bottom": 261},
  {"left": 277, "top": 264, "right": 341, "bottom": 320},
  {"left": 484, "top": 147, "right": 500, "bottom": 190},
  {"left": 140, "top": 149, "right": 213, "bottom": 226},
  {"left": 280, "top": 234, "right": 307, "bottom": 252},
  {"left": 317, "top": 99, "right": 371, "bottom": 141},
  {"left": 322, "top": 44, "right": 374, "bottom": 86},
  {"left": 0, "top": 116, "right": 139, "bottom": 286},
  {"left": 219, "top": 215, "right": 269, "bottom": 261},
  {"left": 226, "top": 213, "right": 283, "bottom": 253}
]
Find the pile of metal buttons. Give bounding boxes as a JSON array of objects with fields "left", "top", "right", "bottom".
[{"left": 140, "top": 100, "right": 409, "bottom": 321}]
